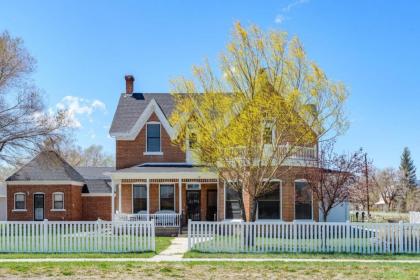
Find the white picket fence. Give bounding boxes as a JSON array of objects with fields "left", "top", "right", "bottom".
[
  {"left": 188, "top": 221, "right": 420, "bottom": 254},
  {"left": 410, "top": 212, "right": 420, "bottom": 224},
  {"left": 114, "top": 213, "right": 181, "bottom": 227},
  {"left": 0, "top": 220, "right": 155, "bottom": 253}
]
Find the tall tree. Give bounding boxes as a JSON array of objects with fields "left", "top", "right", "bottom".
[
  {"left": 0, "top": 31, "right": 67, "bottom": 164},
  {"left": 171, "top": 23, "right": 348, "bottom": 222},
  {"left": 43, "top": 136, "right": 114, "bottom": 167},
  {"left": 400, "top": 147, "right": 417, "bottom": 187},
  {"left": 399, "top": 147, "right": 417, "bottom": 211}
]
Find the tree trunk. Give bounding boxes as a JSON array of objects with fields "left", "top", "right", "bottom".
[{"left": 245, "top": 198, "right": 258, "bottom": 248}]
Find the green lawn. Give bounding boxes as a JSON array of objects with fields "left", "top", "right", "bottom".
[
  {"left": 184, "top": 250, "right": 420, "bottom": 260},
  {"left": 0, "top": 261, "right": 419, "bottom": 279},
  {"left": 0, "top": 237, "right": 173, "bottom": 259}
]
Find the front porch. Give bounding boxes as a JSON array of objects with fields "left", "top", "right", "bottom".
[{"left": 107, "top": 164, "right": 220, "bottom": 233}]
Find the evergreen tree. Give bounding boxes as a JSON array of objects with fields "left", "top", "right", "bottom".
[{"left": 400, "top": 147, "right": 417, "bottom": 188}]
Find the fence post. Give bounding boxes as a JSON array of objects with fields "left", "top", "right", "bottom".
[
  {"left": 151, "top": 220, "right": 156, "bottom": 252},
  {"left": 43, "top": 219, "right": 48, "bottom": 253},
  {"left": 399, "top": 221, "right": 403, "bottom": 253},
  {"left": 187, "top": 219, "right": 192, "bottom": 250},
  {"left": 293, "top": 221, "right": 297, "bottom": 253}
]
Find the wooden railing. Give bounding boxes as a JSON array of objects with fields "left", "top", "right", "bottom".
[
  {"left": 188, "top": 221, "right": 420, "bottom": 254},
  {"left": 114, "top": 213, "right": 181, "bottom": 228},
  {"left": 0, "top": 220, "right": 155, "bottom": 253}
]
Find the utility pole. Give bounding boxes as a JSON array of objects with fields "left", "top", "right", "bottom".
[{"left": 365, "top": 153, "right": 370, "bottom": 217}]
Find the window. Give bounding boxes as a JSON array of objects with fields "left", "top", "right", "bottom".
[
  {"left": 225, "top": 183, "right": 242, "bottom": 219},
  {"left": 146, "top": 123, "right": 161, "bottom": 152},
  {"left": 263, "top": 124, "right": 273, "bottom": 144},
  {"left": 133, "top": 184, "right": 147, "bottom": 213},
  {"left": 186, "top": 183, "right": 200, "bottom": 190},
  {"left": 295, "top": 180, "right": 312, "bottom": 220},
  {"left": 258, "top": 181, "right": 281, "bottom": 220},
  {"left": 188, "top": 132, "right": 197, "bottom": 149},
  {"left": 14, "top": 193, "right": 26, "bottom": 210},
  {"left": 160, "top": 184, "right": 175, "bottom": 211},
  {"left": 52, "top": 192, "right": 64, "bottom": 210}
]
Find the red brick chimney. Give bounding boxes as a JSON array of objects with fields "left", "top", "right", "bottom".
[{"left": 125, "top": 75, "right": 135, "bottom": 94}]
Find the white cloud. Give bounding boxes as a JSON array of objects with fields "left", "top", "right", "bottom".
[
  {"left": 55, "top": 96, "right": 106, "bottom": 128},
  {"left": 275, "top": 15, "right": 287, "bottom": 24},
  {"left": 275, "top": 0, "right": 309, "bottom": 24},
  {"left": 282, "top": 0, "right": 309, "bottom": 13}
]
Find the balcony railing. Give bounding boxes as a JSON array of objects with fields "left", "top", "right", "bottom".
[{"left": 114, "top": 213, "right": 181, "bottom": 228}]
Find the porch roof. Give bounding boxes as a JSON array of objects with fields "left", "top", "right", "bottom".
[{"left": 105, "top": 163, "right": 218, "bottom": 180}]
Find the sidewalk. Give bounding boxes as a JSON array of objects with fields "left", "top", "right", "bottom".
[{"left": 151, "top": 237, "right": 188, "bottom": 261}]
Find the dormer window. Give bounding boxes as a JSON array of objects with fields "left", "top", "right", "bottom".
[{"left": 146, "top": 122, "right": 161, "bottom": 153}]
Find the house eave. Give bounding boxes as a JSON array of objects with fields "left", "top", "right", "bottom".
[{"left": 6, "top": 181, "right": 85, "bottom": 186}]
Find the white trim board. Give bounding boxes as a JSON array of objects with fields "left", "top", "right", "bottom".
[
  {"left": 7, "top": 181, "right": 85, "bottom": 186},
  {"left": 81, "top": 193, "right": 113, "bottom": 197}
]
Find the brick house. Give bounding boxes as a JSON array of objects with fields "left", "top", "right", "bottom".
[
  {"left": 107, "top": 75, "right": 319, "bottom": 225},
  {"left": 6, "top": 75, "right": 318, "bottom": 224},
  {"left": 6, "top": 151, "right": 114, "bottom": 221}
]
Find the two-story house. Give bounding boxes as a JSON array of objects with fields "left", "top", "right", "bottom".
[
  {"left": 107, "top": 75, "right": 319, "bottom": 226},
  {"left": 5, "top": 75, "right": 318, "bottom": 227}
]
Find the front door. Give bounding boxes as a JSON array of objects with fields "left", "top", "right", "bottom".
[
  {"left": 34, "top": 194, "right": 44, "bottom": 221},
  {"left": 186, "top": 190, "right": 201, "bottom": 221},
  {"left": 206, "top": 190, "right": 217, "bottom": 221}
]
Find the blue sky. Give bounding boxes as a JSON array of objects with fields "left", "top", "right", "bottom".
[{"left": 1, "top": 0, "right": 419, "bottom": 170}]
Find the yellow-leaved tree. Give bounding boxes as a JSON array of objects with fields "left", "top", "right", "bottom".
[{"left": 170, "top": 23, "right": 348, "bottom": 222}]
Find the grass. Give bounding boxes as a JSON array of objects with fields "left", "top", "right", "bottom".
[
  {"left": 0, "top": 237, "right": 173, "bottom": 259},
  {"left": 184, "top": 250, "right": 420, "bottom": 260},
  {"left": 351, "top": 211, "right": 410, "bottom": 223},
  {"left": 0, "top": 261, "right": 419, "bottom": 279}
]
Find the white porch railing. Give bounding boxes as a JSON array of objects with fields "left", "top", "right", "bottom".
[
  {"left": 0, "top": 220, "right": 155, "bottom": 253},
  {"left": 188, "top": 221, "right": 420, "bottom": 254},
  {"left": 410, "top": 212, "right": 420, "bottom": 224},
  {"left": 114, "top": 213, "right": 181, "bottom": 228}
]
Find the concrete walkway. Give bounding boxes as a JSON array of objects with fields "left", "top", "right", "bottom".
[{"left": 151, "top": 237, "right": 188, "bottom": 261}]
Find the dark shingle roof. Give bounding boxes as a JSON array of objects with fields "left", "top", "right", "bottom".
[
  {"left": 82, "top": 179, "right": 112, "bottom": 194},
  {"left": 75, "top": 167, "right": 115, "bottom": 180},
  {"left": 6, "top": 151, "right": 85, "bottom": 182},
  {"left": 109, "top": 93, "right": 174, "bottom": 134}
]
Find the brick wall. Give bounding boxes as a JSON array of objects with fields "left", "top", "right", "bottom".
[
  {"left": 82, "top": 196, "right": 112, "bottom": 221},
  {"left": 219, "top": 167, "right": 320, "bottom": 222},
  {"left": 7, "top": 184, "right": 83, "bottom": 221},
  {"left": 116, "top": 113, "right": 186, "bottom": 169}
]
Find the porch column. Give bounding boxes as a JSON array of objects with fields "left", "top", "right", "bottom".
[
  {"left": 118, "top": 181, "right": 122, "bottom": 213},
  {"left": 111, "top": 180, "right": 115, "bottom": 221},
  {"left": 146, "top": 178, "right": 150, "bottom": 214},
  {"left": 178, "top": 178, "right": 182, "bottom": 214}
]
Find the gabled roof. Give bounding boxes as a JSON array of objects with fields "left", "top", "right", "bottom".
[
  {"left": 109, "top": 93, "right": 174, "bottom": 136},
  {"left": 6, "top": 151, "right": 85, "bottom": 183}
]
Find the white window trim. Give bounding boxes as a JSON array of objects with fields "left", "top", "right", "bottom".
[
  {"left": 132, "top": 183, "right": 148, "bottom": 214},
  {"left": 256, "top": 179, "right": 283, "bottom": 221},
  {"left": 51, "top": 192, "right": 65, "bottom": 211},
  {"left": 13, "top": 192, "right": 26, "bottom": 211},
  {"left": 144, "top": 121, "right": 163, "bottom": 155},
  {"left": 293, "top": 179, "right": 313, "bottom": 221},
  {"left": 223, "top": 180, "right": 244, "bottom": 221},
  {"left": 158, "top": 183, "right": 176, "bottom": 212}
]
